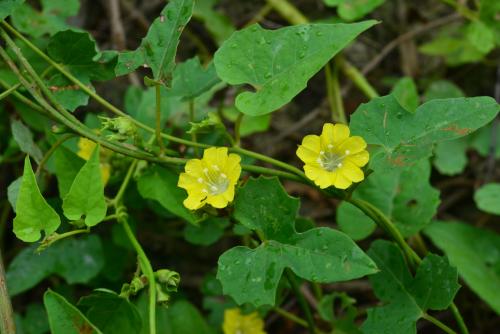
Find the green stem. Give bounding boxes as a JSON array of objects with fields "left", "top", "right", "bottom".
[
  {"left": 265, "top": 0, "right": 308, "bottom": 24},
  {"left": 325, "top": 61, "right": 347, "bottom": 123},
  {"left": 241, "top": 164, "right": 302, "bottom": 182},
  {"left": 273, "top": 307, "right": 308, "bottom": 328},
  {"left": 121, "top": 218, "right": 156, "bottom": 334},
  {"left": 450, "top": 303, "right": 469, "bottom": 334},
  {"left": 0, "top": 79, "right": 46, "bottom": 114},
  {"left": 113, "top": 160, "right": 139, "bottom": 206},
  {"left": 422, "top": 313, "right": 457, "bottom": 334},
  {"left": 0, "top": 249, "right": 15, "bottom": 334},
  {"left": 0, "top": 82, "right": 21, "bottom": 101},
  {"left": 439, "top": 0, "right": 477, "bottom": 20},
  {"left": 188, "top": 100, "right": 199, "bottom": 156},
  {"left": 111, "top": 161, "right": 156, "bottom": 334},
  {"left": 35, "top": 134, "right": 75, "bottom": 175},
  {"left": 155, "top": 84, "right": 165, "bottom": 155},
  {"left": 0, "top": 36, "right": 182, "bottom": 165},
  {"left": 38, "top": 228, "right": 91, "bottom": 250},
  {"left": 285, "top": 269, "right": 316, "bottom": 334},
  {"left": 231, "top": 146, "right": 306, "bottom": 178},
  {"left": 337, "top": 57, "right": 379, "bottom": 100},
  {"left": 348, "top": 198, "right": 420, "bottom": 265},
  {"left": 234, "top": 113, "right": 244, "bottom": 146}
]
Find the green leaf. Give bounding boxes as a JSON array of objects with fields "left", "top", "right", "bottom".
[
  {"left": 423, "top": 80, "right": 464, "bottom": 101},
  {"left": 169, "top": 57, "right": 221, "bottom": 100},
  {"left": 217, "top": 177, "right": 377, "bottom": 306},
  {"left": 50, "top": 145, "right": 85, "bottom": 197},
  {"left": 78, "top": 290, "right": 142, "bottom": 334},
  {"left": 223, "top": 107, "right": 271, "bottom": 137},
  {"left": 184, "top": 217, "right": 229, "bottom": 246},
  {"left": 362, "top": 240, "right": 459, "bottom": 333},
  {"left": 325, "top": 0, "right": 385, "bottom": 21},
  {"left": 6, "top": 235, "right": 104, "bottom": 296},
  {"left": 193, "top": 0, "right": 235, "bottom": 45},
  {"left": 214, "top": 21, "right": 376, "bottom": 116},
  {"left": 44, "top": 290, "right": 102, "bottom": 334},
  {"left": 479, "top": 0, "right": 500, "bottom": 45},
  {"left": 62, "top": 145, "right": 106, "bottom": 227},
  {"left": 433, "top": 138, "right": 468, "bottom": 175},
  {"left": 46, "top": 30, "right": 116, "bottom": 110},
  {"left": 46, "top": 74, "right": 91, "bottom": 112},
  {"left": 137, "top": 165, "right": 196, "bottom": 223},
  {"left": 338, "top": 160, "right": 439, "bottom": 239},
  {"left": 48, "top": 29, "right": 117, "bottom": 81},
  {"left": 391, "top": 77, "right": 418, "bottom": 113},
  {"left": 474, "top": 183, "right": 500, "bottom": 215},
  {"left": 469, "top": 122, "right": 500, "bottom": 159},
  {"left": 136, "top": 297, "right": 216, "bottom": 334},
  {"left": 318, "top": 292, "right": 361, "bottom": 333},
  {"left": 116, "top": 0, "right": 194, "bottom": 85},
  {"left": 419, "top": 34, "right": 484, "bottom": 66},
  {"left": 350, "top": 95, "right": 499, "bottom": 170},
  {"left": 424, "top": 222, "right": 500, "bottom": 314},
  {"left": 0, "top": 0, "right": 24, "bottom": 20},
  {"left": 466, "top": 21, "right": 495, "bottom": 54},
  {"left": 11, "top": 0, "right": 79, "bottom": 37},
  {"left": 13, "top": 157, "right": 60, "bottom": 242},
  {"left": 10, "top": 119, "right": 43, "bottom": 163},
  {"left": 16, "top": 303, "right": 49, "bottom": 334}
]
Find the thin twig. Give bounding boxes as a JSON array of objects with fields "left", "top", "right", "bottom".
[
  {"left": 106, "top": 0, "right": 141, "bottom": 86},
  {"left": 0, "top": 249, "right": 15, "bottom": 334}
]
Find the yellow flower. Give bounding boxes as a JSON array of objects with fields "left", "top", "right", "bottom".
[
  {"left": 178, "top": 147, "right": 241, "bottom": 210},
  {"left": 296, "top": 123, "right": 369, "bottom": 189},
  {"left": 77, "top": 137, "right": 111, "bottom": 185},
  {"left": 222, "top": 308, "right": 266, "bottom": 334}
]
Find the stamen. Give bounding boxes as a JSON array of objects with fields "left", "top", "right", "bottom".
[
  {"left": 345, "top": 149, "right": 350, "bottom": 155},
  {"left": 337, "top": 163, "right": 342, "bottom": 167},
  {"left": 320, "top": 151, "right": 325, "bottom": 155},
  {"left": 327, "top": 144, "right": 333, "bottom": 149},
  {"left": 202, "top": 189, "right": 208, "bottom": 193},
  {"left": 197, "top": 177, "right": 204, "bottom": 183},
  {"left": 212, "top": 165, "right": 220, "bottom": 171},
  {"left": 203, "top": 168, "right": 209, "bottom": 173},
  {"left": 221, "top": 173, "right": 227, "bottom": 178},
  {"left": 210, "top": 185, "right": 218, "bottom": 191}
]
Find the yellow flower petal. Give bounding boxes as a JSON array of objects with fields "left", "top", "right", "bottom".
[
  {"left": 320, "top": 123, "right": 350, "bottom": 146},
  {"left": 300, "top": 134, "right": 321, "bottom": 152},
  {"left": 223, "top": 308, "right": 266, "bottom": 334},
  {"left": 297, "top": 124, "right": 370, "bottom": 190},
  {"left": 179, "top": 147, "right": 241, "bottom": 210},
  {"left": 338, "top": 136, "right": 367, "bottom": 154},
  {"left": 100, "top": 163, "right": 111, "bottom": 185},
  {"left": 346, "top": 150, "right": 369, "bottom": 167},
  {"left": 77, "top": 137, "right": 96, "bottom": 160},
  {"left": 340, "top": 161, "right": 364, "bottom": 182},
  {"left": 333, "top": 173, "right": 352, "bottom": 189},
  {"left": 296, "top": 145, "right": 319, "bottom": 164},
  {"left": 206, "top": 194, "right": 229, "bottom": 208}
]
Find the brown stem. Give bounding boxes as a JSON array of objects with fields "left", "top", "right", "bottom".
[{"left": 0, "top": 249, "right": 15, "bottom": 334}]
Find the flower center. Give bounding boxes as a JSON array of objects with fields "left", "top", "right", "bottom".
[
  {"left": 317, "top": 147, "right": 350, "bottom": 172},
  {"left": 198, "top": 165, "right": 229, "bottom": 195}
]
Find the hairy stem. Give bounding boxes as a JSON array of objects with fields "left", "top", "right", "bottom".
[{"left": 0, "top": 249, "right": 15, "bottom": 334}]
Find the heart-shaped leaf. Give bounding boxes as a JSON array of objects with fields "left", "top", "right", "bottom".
[
  {"left": 350, "top": 95, "right": 499, "bottom": 170},
  {"left": 62, "top": 145, "right": 107, "bottom": 227},
  {"left": 362, "top": 240, "right": 460, "bottom": 333},
  {"left": 217, "top": 177, "right": 377, "bottom": 306},
  {"left": 13, "top": 157, "right": 60, "bottom": 242},
  {"left": 214, "top": 21, "right": 376, "bottom": 116}
]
